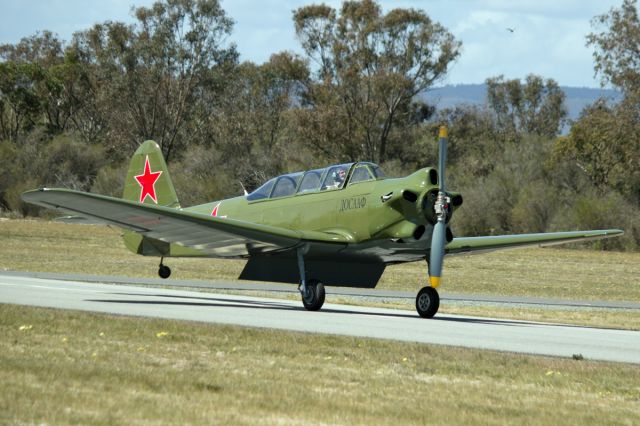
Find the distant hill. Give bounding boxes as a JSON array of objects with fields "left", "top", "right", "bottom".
[{"left": 422, "top": 84, "right": 622, "bottom": 124}]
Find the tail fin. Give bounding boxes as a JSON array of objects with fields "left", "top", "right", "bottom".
[
  {"left": 122, "top": 140, "right": 178, "bottom": 256},
  {"left": 123, "top": 140, "right": 180, "bottom": 208}
]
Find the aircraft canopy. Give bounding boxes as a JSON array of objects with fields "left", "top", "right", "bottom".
[{"left": 247, "top": 162, "right": 385, "bottom": 201}]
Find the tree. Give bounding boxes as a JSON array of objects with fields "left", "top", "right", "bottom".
[
  {"left": 555, "top": 0, "right": 640, "bottom": 205},
  {"left": 169, "top": 53, "right": 312, "bottom": 205},
  {"left": 435, "top": 104, "right": 498, "bottom": 181},
  {"left": 554, "top": 95, "right": 640, "bottom": 203},
  {"left": 0, "top": 31, "right": 63, "bottom": 66},
  {"left": 0, "top": 62, "right": 45, "bottom": 141},
  {"left": 587, "top": 0, "right": 640, "bottom": 93},
  {"left": 209, "top": 53, "right": 310, "bottom": 190},
  {"left": 292, "top": 0, "right": 460, "bottom": 163},
  {"left": 0, "top": 32, "right": 64, "bottom": 140},
  {"left": 0, "top": 32, "right": 105, "bottom": 140},
  {"left": 486, "top": 74, "right": 567, "bottom": 142},
  {"left": 70, "top": 0, "right": 238, "bottom": 162}
]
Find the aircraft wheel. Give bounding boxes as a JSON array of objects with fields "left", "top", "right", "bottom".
[
  {"left": 416, "top": 286, "right": 439, "bottom": 318},
  {"left": 302, "top": 279, "right": 325, "bottom": 311},
  {"left": 158, "top": 264, "right": 171, "bottom": 279}
]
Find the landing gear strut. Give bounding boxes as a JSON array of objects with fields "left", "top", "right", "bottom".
[
  {"left": 297, "top": 247, "right": 325, "bottom": 311},
  {"left": 416, "top": 286, "right": 439, "bottom": 318},
  {"left": 158, "top": 258, "right": 171, "bottom": 279}
]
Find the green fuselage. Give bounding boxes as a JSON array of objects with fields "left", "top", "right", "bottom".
[{"left": 193, "top": 171, "right": 433, "bottom": 240}]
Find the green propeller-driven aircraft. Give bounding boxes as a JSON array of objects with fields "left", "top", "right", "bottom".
[{"left": 22, "top": 126, "right": 622, "bottom": 317}]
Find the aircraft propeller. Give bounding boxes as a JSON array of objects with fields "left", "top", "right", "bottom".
[
  {"left": 414, "top": 125, "right": 454, "bottom": 318},
  {"left": 394, "top": 124, "right": 457, "bottom": 296}
]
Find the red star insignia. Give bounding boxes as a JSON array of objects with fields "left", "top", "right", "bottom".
[
  {"left": 211, "top": 203, "right": 220, "bottom": 217},
  {"left": 134, "top": 156, "right": 162, "bottom": 203}
]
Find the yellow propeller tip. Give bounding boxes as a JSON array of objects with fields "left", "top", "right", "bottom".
[
  {"left": 429, "top": 276, "right": 441, "bottom": 288},
  {"left": 439, "top": 125, "right": 448, "bottom": 138}
]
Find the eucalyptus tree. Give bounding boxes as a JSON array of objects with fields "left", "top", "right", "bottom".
[
  {"left": 0, "top": 32, "right": 66, "bottom": 140},
  {"left": 70, "top": 0, "right": 238, "bottom": 162},
  {"left": 486, "top": 74, "right": 567, "bottom": 143},
  {"left": 555, "top": 0, "right": 640, "bottom": 204},
  {"left": 208, "top": 53, "right": 310, "bottom": 191},
  {"left": 0, "top": 61, "right": 44, "bottom": 141},
  {"left": 588, "top": 0, "right": 640, "bottom": 94},
  {"left": 292, "top": 0, "right": 460, "bottom": 163}
]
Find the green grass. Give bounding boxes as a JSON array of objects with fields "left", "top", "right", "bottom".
[
  {"left": 1, "top": 304, "right": 639, "bottom": 425},
  {"left": 2, "top": 219, "right": 639, "bottom": 330}
]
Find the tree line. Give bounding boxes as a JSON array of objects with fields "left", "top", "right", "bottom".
[{"left": 0, "top": 0, "right": 638, "bottom": 250}]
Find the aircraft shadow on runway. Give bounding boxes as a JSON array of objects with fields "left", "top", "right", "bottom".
[{"left": 85, "top": 291, "right": 581, "bottom": 328}]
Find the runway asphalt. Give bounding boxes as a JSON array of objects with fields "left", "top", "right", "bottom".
[{"left": 1, "top": 272, "right": 639, "bottom": 364}]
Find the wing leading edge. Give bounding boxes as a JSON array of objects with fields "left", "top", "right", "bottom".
[
  {"left": 22, "top": 188, "right": 348, "bottom": 257},
  {"left": 446, "top": 230, "right": 624, "bottom": 255}
]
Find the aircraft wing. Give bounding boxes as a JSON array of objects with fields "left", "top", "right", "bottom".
[
  {"left": 446, "top": 230, "right": 623, "bottom": 255},
  {"left": 22, "top": 188, "right": 348, "bottom": 257}
]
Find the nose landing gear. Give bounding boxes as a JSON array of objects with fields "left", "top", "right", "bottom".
[{"left": 415, "top": 286, "right": 440, "bottom": 318}]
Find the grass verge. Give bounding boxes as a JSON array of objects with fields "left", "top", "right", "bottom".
[{"left": 1, "top": 304, "right": 639, "bottom": 425}]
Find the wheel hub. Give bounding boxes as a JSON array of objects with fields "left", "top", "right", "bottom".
[
  {"left": 418, "top": 293, "right": 431, "bottom": 311},
  {"left": 302, "top": 286, "right": 315, "bottom": 304}
]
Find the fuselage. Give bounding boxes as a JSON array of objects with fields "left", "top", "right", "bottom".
[
  {"left": 119, "top": 158, "right": 465, "bottom": 266},
  {"left": 127, "top": 161, "right": 463, "bottom": 264},
  {"left": 185, "top": 163, "right": 440, "bottom": 244}
]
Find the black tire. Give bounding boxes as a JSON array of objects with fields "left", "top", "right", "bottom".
[
  {"left": 158, "top": 265, "right": 171, "bottom": 279},
  {"left": 415, "top": 286, "right": 439, "bottom": 318},
  {"left": 302, "top": 279, "right": 325, "bottom": 311}
]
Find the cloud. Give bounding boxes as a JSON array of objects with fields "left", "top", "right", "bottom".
[{"left": 453, "top": 10, "right": 512, "bottom": 34}]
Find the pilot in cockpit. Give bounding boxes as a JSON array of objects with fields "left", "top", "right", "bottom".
[{"left": 331, "top": 168, "right": 346, "bottom": 188}]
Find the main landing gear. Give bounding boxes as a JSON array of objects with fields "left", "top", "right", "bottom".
[
  {"left": 158, "top": 258, "right": 171, "bottom": 279},
  {"left": 415, "top": 286, "right": 440, "bottom": 318},
  {"left": 297, "top": 247, "right": 326, "bottom": 311},
  {"left": 301, "top": 279, "right": 326, "bottom": 311}
]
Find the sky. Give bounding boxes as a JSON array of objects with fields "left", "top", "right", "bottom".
[{"left": 0, "top": 0, "right": 624, "bottom": 88}]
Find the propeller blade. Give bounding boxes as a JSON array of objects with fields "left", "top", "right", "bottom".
[
  {"left": 429, "top": 220, "right": 446, "bottom": 287},
  {"left": 429, "top": 125, "right": 449, "bottom": 288},
  {"left": 437, "top": 126, "right": 447, "bottom": 193}
]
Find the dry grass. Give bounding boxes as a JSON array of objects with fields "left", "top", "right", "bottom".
[
  {"left": 0, "top": 219, "right": 246, "bottom": 281},
  {"left": 1, "top": 304, "right": 639, "bottom": 425},
  {"left": 380, "top": 246, "right": 640, "bottom": 301}
]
